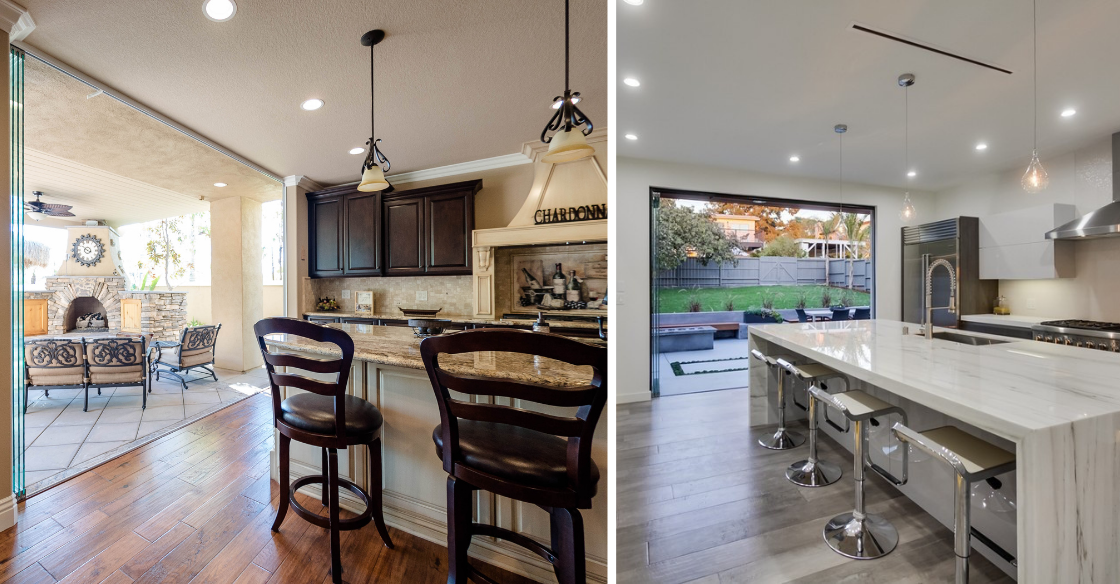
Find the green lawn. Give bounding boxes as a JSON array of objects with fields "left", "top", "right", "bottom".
[{"left": 657, "top": 285, "right": 871, "bottom": 313}]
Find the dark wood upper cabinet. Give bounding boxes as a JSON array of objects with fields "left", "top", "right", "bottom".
[
  {"left": 383, "top": 197, "right": 426, "bottom": 275},
  {"left": 343, "top": 191, "right": 381, "bottom": 275},
  {"left": 309, "top": 194, "right": 344, "bottom": 278},
  {"left": 307, "top": 179, "right": 478, "bottom": 278}
]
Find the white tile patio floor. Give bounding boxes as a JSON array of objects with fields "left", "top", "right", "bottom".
[
  {"left": 22, "top": 365, "right": 271, "bottom": 491},
  {"left": 657, "top": 337, "right": 753, "bottom": 396}
]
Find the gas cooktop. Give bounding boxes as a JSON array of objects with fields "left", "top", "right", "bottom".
[
  {"left": 1038, "top": 319, "right": 1120, "bottom": 331},
  {"left": 1032, "top": 320, "right": 1120, "bottom": 350}
]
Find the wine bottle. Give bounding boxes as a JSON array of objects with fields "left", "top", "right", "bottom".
[
  {"left": 552, "top": 263, "right": 566, "bottom": 294},
  {"left": 566, "top": 270, "right": 581, "bottom": 302},
  {"left": 521, "top": 268, "right": 542, "bottom": 289}
]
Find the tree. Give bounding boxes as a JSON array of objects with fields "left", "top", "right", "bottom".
[
  {"left": 138, "top": 217, "right": 192, "bottom": 291},
  {"left": 657, "top": 200, "right": 737, "bottom": 270},
  {"left": 839, "top": 213, "right": 870, "bottom": 259},
  {"left": 24, "top": 240, "right": 50, "bottom": 284},
  {"left": 756, "top": 234, "right": 806, "bottom": 257},
  {"left": 704, "top": 202, "right": 800, "bottom": 243}
]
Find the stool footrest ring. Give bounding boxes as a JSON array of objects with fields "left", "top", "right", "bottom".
[
  {"left": 472, "top": 524, "right": 557, "bottom": 564},
  {"left": 289, "top": 474, "right": 374, "bottom": 531}
]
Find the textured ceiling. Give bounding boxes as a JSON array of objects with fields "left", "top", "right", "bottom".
[
  {"left": 24, "top": 57, "right": 281, "bottom": 205},
  {"left": 19, "top": 0, "right": 607, "bottom": 186},
  {"left": 618, "top": 0, "right": 1120, "bottom": 192}
]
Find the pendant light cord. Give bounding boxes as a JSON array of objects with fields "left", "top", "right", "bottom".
[
  {"left": 1032, "top": 0, "right": 1038, "bottom": 151},
  {"left": 370, "top": 42, "right": 376, "bottom": 140},
  {"left": 905, "top": 84, "right": 909, "bottom": 178},
  {"left": 565, "top": 0, "right": 570, "bottom": 91}
]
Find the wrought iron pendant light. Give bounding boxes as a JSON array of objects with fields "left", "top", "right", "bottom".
[
  {"left": 899, "top": 73, "right": 917, "bottom": 222},
  {"left": 358, "top": 29, "right": 391, "bottom": 192},
  {"left": 540, "top": 0, "right": 594, "bottom": 164},
  {"left": 1022, "top": 0, "right": 1048, "bottom": 193}
]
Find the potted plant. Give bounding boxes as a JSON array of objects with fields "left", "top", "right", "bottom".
[
  {"left": 743, "top": 308, "right": 784, "bottom": 324},
  {"left": 315, "top": 297, "right": 341, "bottom": 312}
]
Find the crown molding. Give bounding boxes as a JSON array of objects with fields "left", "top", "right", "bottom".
[
  {"left": 388, "top": 152, "right": 532, "bottom": 186},
  {"left": 0, "top": 0, "right": 33, "bottom": 40},
  {"left": 283, "top": 175, "right": 324, "bottom": 191}
]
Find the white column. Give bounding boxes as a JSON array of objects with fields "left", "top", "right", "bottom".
[
  {"left": 211, "top": 196, "right": 264, "bottom": 371},
  {"left": 283, "top": 176, "right": 321, "bottom": 318}
]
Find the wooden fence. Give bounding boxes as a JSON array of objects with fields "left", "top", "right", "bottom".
[{"left": 656, "top": 257, "right": 873, "bottom": 292}]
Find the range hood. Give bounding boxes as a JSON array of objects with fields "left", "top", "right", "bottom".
[{"left": 1045, "top": 132, "right": 1120, "bottom": 240}]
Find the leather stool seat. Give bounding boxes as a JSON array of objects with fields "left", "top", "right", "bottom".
[
  {"left": 433, "top": 421, "right": 600, "bottom": 491},
  {"left": 280, "top": 393, "right": 384, "bottom": 435}
]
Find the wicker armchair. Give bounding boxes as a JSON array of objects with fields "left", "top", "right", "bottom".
[
  {"left": 152, "top": 324, "right": 221, "bottom": 390},
  {"left": 24, "top": 338, "right": 87, "bottom": 412}
]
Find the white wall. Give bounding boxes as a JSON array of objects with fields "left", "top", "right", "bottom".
[
  {"left": 933, "top": 137, "right": 1120, "bottom": 321},
  {"left": 616, "top": 156, "right": 929, "bottom": 403}
]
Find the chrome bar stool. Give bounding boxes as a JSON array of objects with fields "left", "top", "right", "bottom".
[
  {"left": 776, "top": 359, "right": 848, "bottom": 487},
  {"left": 750, "top": 348, "right": 803, "bottom": 450},
  {"left": 892, "top": 424, "right": 1016, "bottom": 584},
  {"left": 809, "top": 384, "right": 908, "bottom": 559}
]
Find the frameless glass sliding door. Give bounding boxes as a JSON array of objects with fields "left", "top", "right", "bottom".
[
  {"left": 10, "top": 45, "right": 25, "bottom": 497},
  {"left": 649, "top": 190, "right": 661, "bottom": 397}
]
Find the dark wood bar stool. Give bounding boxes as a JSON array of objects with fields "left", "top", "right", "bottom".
[
  {"left": 254, "top": 318, "right": 393, "bottom": 584},
  {"left": 420, "top": 328, "right": 606, "bottom": 584}
]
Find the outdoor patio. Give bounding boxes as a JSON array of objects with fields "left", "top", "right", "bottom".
[
  {"left": 657, "top": 336, "right": 753, "bottom": 397},
  {"left": 22, "top": 364, "right": 269, "bottom": 492}
]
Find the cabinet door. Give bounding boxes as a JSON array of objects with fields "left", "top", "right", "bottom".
[
  {"left": 120, "top": 299, "right": 142, "bottom": 333},
  {"left": 425, "top": 190, "right": 473, "bottom": 274},
  {"left": 24, "top": 299, "right": 48, "bottom": 336},
  {"left": 383, "top": 197, "right": 425, "bottom": 275},
  {"left": 309, "top": 196, "right": 344, "bottom": 277},
  {"left": 344, "top": 192, "right": 381, "bottom": 275}
]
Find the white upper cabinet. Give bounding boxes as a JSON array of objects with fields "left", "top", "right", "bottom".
[{"left": 979, "top": 203, "right": 1076, "bottom": 279}]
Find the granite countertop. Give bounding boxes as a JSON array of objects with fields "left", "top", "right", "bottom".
[
  {"left": 264, "top": 323, "right": 599, "bottom": 388},
  {"left": 749, "top": 319, "right": 1120, "bottom": 440},
  {"left": 301, "top": 311, "right": 607, "bottom": 330},
  {"left": 960, "top": 313, "right": 1064, "bottom": 330}
]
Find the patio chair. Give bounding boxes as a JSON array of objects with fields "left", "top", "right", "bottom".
[
  {"left": 152, "top": 324, "right": 222, "bottom": 390},
  {"left": 852, "top": 307, "right": 871, "bottom": 320},
  {"left": 795, "top": 308, "right": 811, "bottom": 323},
  {"left": 85, "top": 336, "right": 149, "bottom": 411},
  {"left": 830, "top": 308, "right": 851, "bottom": 321},
  {"left": 24, "top": 338, "right": 87, "bottom": 412}
]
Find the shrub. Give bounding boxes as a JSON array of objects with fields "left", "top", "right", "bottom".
[
  {"left": 820, "top": 288, "right": 832, "bottom": 308},
  {"left": 687, "top": 294, "right": 702, "bottom": 312},
  {"left": 840, "top": 291, "right": 854, "bottom": 308},
  {"left": 745, "top": 308, "right": 784, "bottom": 323},
  {"left": 188, "top": 318, "right": 204, "bottom": 327},
  {"left": 795, "top": 289, "right": 808, "bottom": 310},
  {"left": 723, "top": 296, "right": 735, "bottom": 311}
]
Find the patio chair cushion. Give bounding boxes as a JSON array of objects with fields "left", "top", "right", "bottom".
[
  {"left": 27, "top": 368, "right": 85, "bottom": 386},
  {"left": 25, "top": 341, "right": 86, "bottom": 386},
  {"left": 89, "top": 365, "right": 144, "bottom": 384},
  {"left": 157, "top": 347, "right": 213, "bottom": 368}
]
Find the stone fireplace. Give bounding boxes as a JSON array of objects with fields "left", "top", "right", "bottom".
[{"left": 24, "top": 276, "right": 188, "bottom": 341}]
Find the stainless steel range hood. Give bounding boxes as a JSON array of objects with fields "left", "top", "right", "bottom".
[{"left": 1045, "top": 132, "right": 1120, "bottom": 240}]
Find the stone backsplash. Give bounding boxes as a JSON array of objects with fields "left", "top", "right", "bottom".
[{"left": 309, "top": 275, "right": 473, "bottom": 316}]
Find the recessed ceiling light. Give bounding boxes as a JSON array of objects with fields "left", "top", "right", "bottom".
[
  {"left": 623, "top": 77, "right": 640, "bottom": 87},
  {"left": 625, "top": 133, "right": 638, "bottom": 140},
  {"left": 789, "top": 155, "right": 800, "bottom": 162},
  {"left": 907, "top": 170, "right": 917, "bottom": 178},
  {"left": 1061, "top": 108, "right": 1077, "bottom": 117},
  {"left": 301, "top": 98, "right": 324, "bottom": 111},
  {"left": 214, "top": 182, "right": 227, "bottom": 187},
  {"left": 349, "top": 147, "right": 365, "bottom": 155},
  {"left": 975, "top": 143, "right": 988, "bottom": 151},
  {"left": 623, "top": 0, "right": 644, "bottom": 4},
  {"left": 202, "top": 0, "right": 236, "bottom": 22}
]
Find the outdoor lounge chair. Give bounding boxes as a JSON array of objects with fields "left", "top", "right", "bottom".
[
  {"left": 24, "top": 338, "right": 87, "bottom": 412},
  {"left": 152, "top": 324, "right": 221, "bottom": 390},
  {"left": 85, "top": 336, "right": 149, "bottom": 411}
]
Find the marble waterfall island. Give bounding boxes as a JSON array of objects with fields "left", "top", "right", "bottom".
[
  {"left": 263, "top": 324, "right": 607, "bottom": 583},
  {"left": 748, "top": 319, "right": 1120, "bottom": 584}
]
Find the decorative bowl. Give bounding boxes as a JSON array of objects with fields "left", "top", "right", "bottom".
[
  {"left": 408, "top": 318, "right": 451, "bottom": 337},
  {"left": 399, "top": 307, "right": 442, "bottom": 317}
]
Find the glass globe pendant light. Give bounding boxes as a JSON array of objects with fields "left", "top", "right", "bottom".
[
  {"left": 540, "top": 0, "right": 595, "bottom": 164},
  {"left": 1021, "top": 0, "right": 1049, "bottom": 193},
  {"left": 357, "top": 29, "right": 392, "bottom": 192},
  {"left": 898, "top": 73, "right": 917, "bottom": 222}
]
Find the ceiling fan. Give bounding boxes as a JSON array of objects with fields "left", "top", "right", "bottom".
[{"left": 25, "top": 191, "right": 75, "bottom": 221}]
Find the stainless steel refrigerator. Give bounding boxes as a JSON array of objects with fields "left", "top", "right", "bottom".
[{"left": 901, "top": 217, "right": 996, "bottom": 326}]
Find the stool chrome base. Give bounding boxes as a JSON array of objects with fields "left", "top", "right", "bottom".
[
  {"left": 758, "top": 428, "right": 805, "bottom": 450},
  {"left": 823, "top": 512, "right": 898, "bottom": 559},
  {"left": 786, "top": 459, "right": 842, "bottom": 487}
]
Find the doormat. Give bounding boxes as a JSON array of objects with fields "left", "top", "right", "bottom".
[{"left": 670, "top": 356, "right": 750, "bottom": 376}]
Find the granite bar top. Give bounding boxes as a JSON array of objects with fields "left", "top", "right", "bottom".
[
  {"left": 301, "top": 311, "right": 607, "bottom": 330},
  {"left": 264, "top": 323, "right": 597, "bottom": 388},
  {"left": 749, "top": 319, "right": 1120, "bottom": 440}
]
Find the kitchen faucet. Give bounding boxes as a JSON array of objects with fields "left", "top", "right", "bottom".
[{"left": 922, "top": 259, "right": 957, "bottom": 339}]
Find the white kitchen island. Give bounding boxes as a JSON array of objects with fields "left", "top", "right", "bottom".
[
  {"left": 748, "top": 319, "right": 1120, "bottom": 583},
  {"left": 263, "top": 324, "right": 607, "bottom": 583}
]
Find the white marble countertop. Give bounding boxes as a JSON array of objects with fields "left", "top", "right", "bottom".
[
  {"left": 960, "top": 313, "right": 1065, "bottom": 329},
  {"left": 749, "top": 319, "right": 1120, "bottom": 441}
]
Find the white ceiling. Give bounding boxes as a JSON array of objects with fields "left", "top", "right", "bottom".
[
  {"left": 19, "top": 0, "right": 607, "bottom": 187},
  {"left": 618, "top": 0, "right": 1120, "bottom": 193}
]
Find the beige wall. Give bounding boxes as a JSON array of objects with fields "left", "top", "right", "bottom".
[
  {"left": 616, "top": 156, "right": 931, "bottom": 403},
  {"left": 55, "top": 225, "right": 125, "bottom": 278},
  {"left": 933, "top": 137, "right": 1120, "bottom": 321},
  {"left": 211, "top": 197, "right": 264, "bottom": 371},
  {"left": 169, "top": 284, "right": 282, "bottom": 326}
]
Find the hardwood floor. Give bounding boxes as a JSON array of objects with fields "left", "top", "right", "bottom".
[
  {"left": 616, "top": 388, "right": 1015, "bottom": 584},
  {"left": 1, "top": 393, "right": 536, "bottom": 584}
]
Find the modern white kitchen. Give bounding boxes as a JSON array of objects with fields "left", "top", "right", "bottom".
[{"left": 615, "top": 1, "right": 1120, "bottom": 582}]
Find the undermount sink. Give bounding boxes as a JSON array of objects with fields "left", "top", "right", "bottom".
[{"left": 929, "top": 331, "right": 1011, "bottom": 346}]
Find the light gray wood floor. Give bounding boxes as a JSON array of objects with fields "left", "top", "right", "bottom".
[{"left": 617, "top": 388, "right": 1015, "bottom": 583}]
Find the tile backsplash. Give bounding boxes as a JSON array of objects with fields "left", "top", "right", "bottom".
[{"left": 309, "top": 275, "right": 473, "bottom": 315}]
